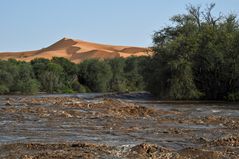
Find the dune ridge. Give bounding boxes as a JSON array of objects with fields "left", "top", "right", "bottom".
[{"left": 0, "top": 38, "right": 151, "bottom": 63}]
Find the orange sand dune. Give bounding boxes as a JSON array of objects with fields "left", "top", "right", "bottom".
[{"left": 0, "top": 38, "right": 151, "bottom": 63}]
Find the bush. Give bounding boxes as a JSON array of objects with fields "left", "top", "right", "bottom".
[
  {"left": 16, "top": 79, "right": 40, "bottom": 94},
  {"left": 0, "top": 85, "right": 9, "bottom": 94},
  {"left": 39, "top": 62, "right": 64, "bottom": 93},
  {"left": 61, "top": 88, "right": 76, "bottom": 94},
  {"left": 78, "top": 59, "right": 112, "bottom": 92},
  {"left": 227, "top": 92, "right": 239, "bottom": 101}
]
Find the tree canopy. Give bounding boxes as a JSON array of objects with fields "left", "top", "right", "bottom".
[
  {"left": 0, "top": 56, "right": 146, "bottom": 94},
  {"left": 145, "top": 3, "right": 239, "bottom": 101}
]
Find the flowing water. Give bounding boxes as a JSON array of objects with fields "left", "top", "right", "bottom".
[{"left": 0, "top": 93, "right": 238, "bottom": 158}]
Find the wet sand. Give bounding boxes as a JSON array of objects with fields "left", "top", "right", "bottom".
[{"left": 0, "top": 93, "right": 238, "bottom": 158}]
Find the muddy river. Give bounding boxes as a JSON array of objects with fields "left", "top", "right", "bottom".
[{"left": 0, "top": 93, "right": 238, "bottom": 158}]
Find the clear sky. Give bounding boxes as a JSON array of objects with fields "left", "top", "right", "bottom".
[{"left": 0, "top": 0, "right": 238, "bottom": 51}]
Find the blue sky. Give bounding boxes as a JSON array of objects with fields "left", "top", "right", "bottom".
[{"left": 0, "top": 0, "right": 238, "bottom": 51}]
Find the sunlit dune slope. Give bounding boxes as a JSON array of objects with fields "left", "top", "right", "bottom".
[{"left": 0, "top": 38, "right": 151, "bottom": 63}]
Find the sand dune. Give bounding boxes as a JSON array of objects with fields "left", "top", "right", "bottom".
[{"left": 0, "top": 38, "right": 151, "bottom": 63}]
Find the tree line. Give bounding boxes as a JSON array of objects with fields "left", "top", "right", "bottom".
[
  {"left": 144, "top": 4, "right": 239, "bottom": 101},
  {"left": 0, "top": 56, "right": 147, "bottom": 95}
]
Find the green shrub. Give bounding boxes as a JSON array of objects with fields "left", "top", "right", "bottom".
[
  {"left": 61, "top": 88, "right": 75, "bottom": 94},
  {"left": 227, "top": 92, "right": 239, "bottom": 101},
  {"left": 16, "top": 79, "right": 40, "bottom": 94},
  {"left": 0, "top": 85, "right": 9, "bottom": 94}
]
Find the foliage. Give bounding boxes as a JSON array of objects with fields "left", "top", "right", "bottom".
[
  {"left": 124, "top": 57, "right": 145, "bottom": 91},
  {"left": 39, "top": 62, "right": 64, "bottom": 93},
  {"left": 78, "top": 59, "right": 112, "bottom": 92},
  {"left": 15, "top": 62, "right": 40, "bottom": 94},
  {"left": 107, "top": 58, "right": 127, "bottom": 92},
  {"left": 227, "top": 92, "right": 239, "bottom": 101},
  {"left": 71, "top": 80, "right": 88, "bottom": 93},
  {"left": 16, "top": 79, "right": 40, "bottom": 94},
  {"left": 0, "top": 60, "right": 39, "bottom": 94},
  {"left": 51, "top": 57, "right": 78, "bottom": 89},
  {"left": 147, "top": 3, "right": 239, "bottom": 100},
  {"left": 31, "top": 58, "right": 50, "bottom": 79},
  {"left": 0, "top": 85, "right": 9, "bottom": 94},
  {"left": 0, "top": 56, "right": 145, "bottom": 94}
]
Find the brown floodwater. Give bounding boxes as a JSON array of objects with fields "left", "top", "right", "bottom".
[{"left": 0, "top": 93, "right": 238, "bottom": 158}]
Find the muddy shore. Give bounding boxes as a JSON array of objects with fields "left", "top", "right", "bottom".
[{"left": 0, "top": 93, "right": 238, "bottom": 158}]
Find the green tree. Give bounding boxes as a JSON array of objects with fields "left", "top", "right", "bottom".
[
  {"left": 78, "top": 59, "right": 112, "bottom": 92},
  {"left": 107, "top": 58, "right": 127, "bottom": 92},
  {"left": 0, "top": 85, "right": 9, "bottom": 94},
  {"left": 124, "top": 57, "right": 145, "bottom": 91},
  {"left": 16, "top": 79, "right": 39, "bottom": 94},
  {"left": 148, "top": 3, "right": 239, "bottom": 100},
  {"left": 0, "top": 60, "right": 18, "bottom": 93},
  {"left": 39, "top": 62, "right": 64, "bottom": 93},
  {"left": 51, "top": 57, "right": 78, "bottom": 91},
  {"left": 15, "top": 62, "right": 39, "bottom": 94},
  {"left": 0, "top": 68, "right": 13, "bottom": 94},
  {"left": 31, "top": 58, "right": 50, "bottom": 79}
]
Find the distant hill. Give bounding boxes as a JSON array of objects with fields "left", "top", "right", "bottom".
[{"left": 0, "top": 38, "right": 151, "bottom": 63}]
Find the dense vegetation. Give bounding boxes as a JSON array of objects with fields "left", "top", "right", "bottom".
[
  {"left": 0, "top": 57, "right": 146, "bottom": 95},
  {"left": 0, "top": 4, "right": 238, "bottom": 101},
  {"left": 145, "top": 4, "right": 239, "bottom": 101}
]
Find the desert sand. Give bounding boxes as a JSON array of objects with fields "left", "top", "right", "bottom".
[{"left": 0, "top": 38, "right": 151, "bottom": 63}]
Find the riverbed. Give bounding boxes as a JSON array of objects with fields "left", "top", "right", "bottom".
[{"left": 0, "top": 93, "right": 238, "bottom": 158}]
